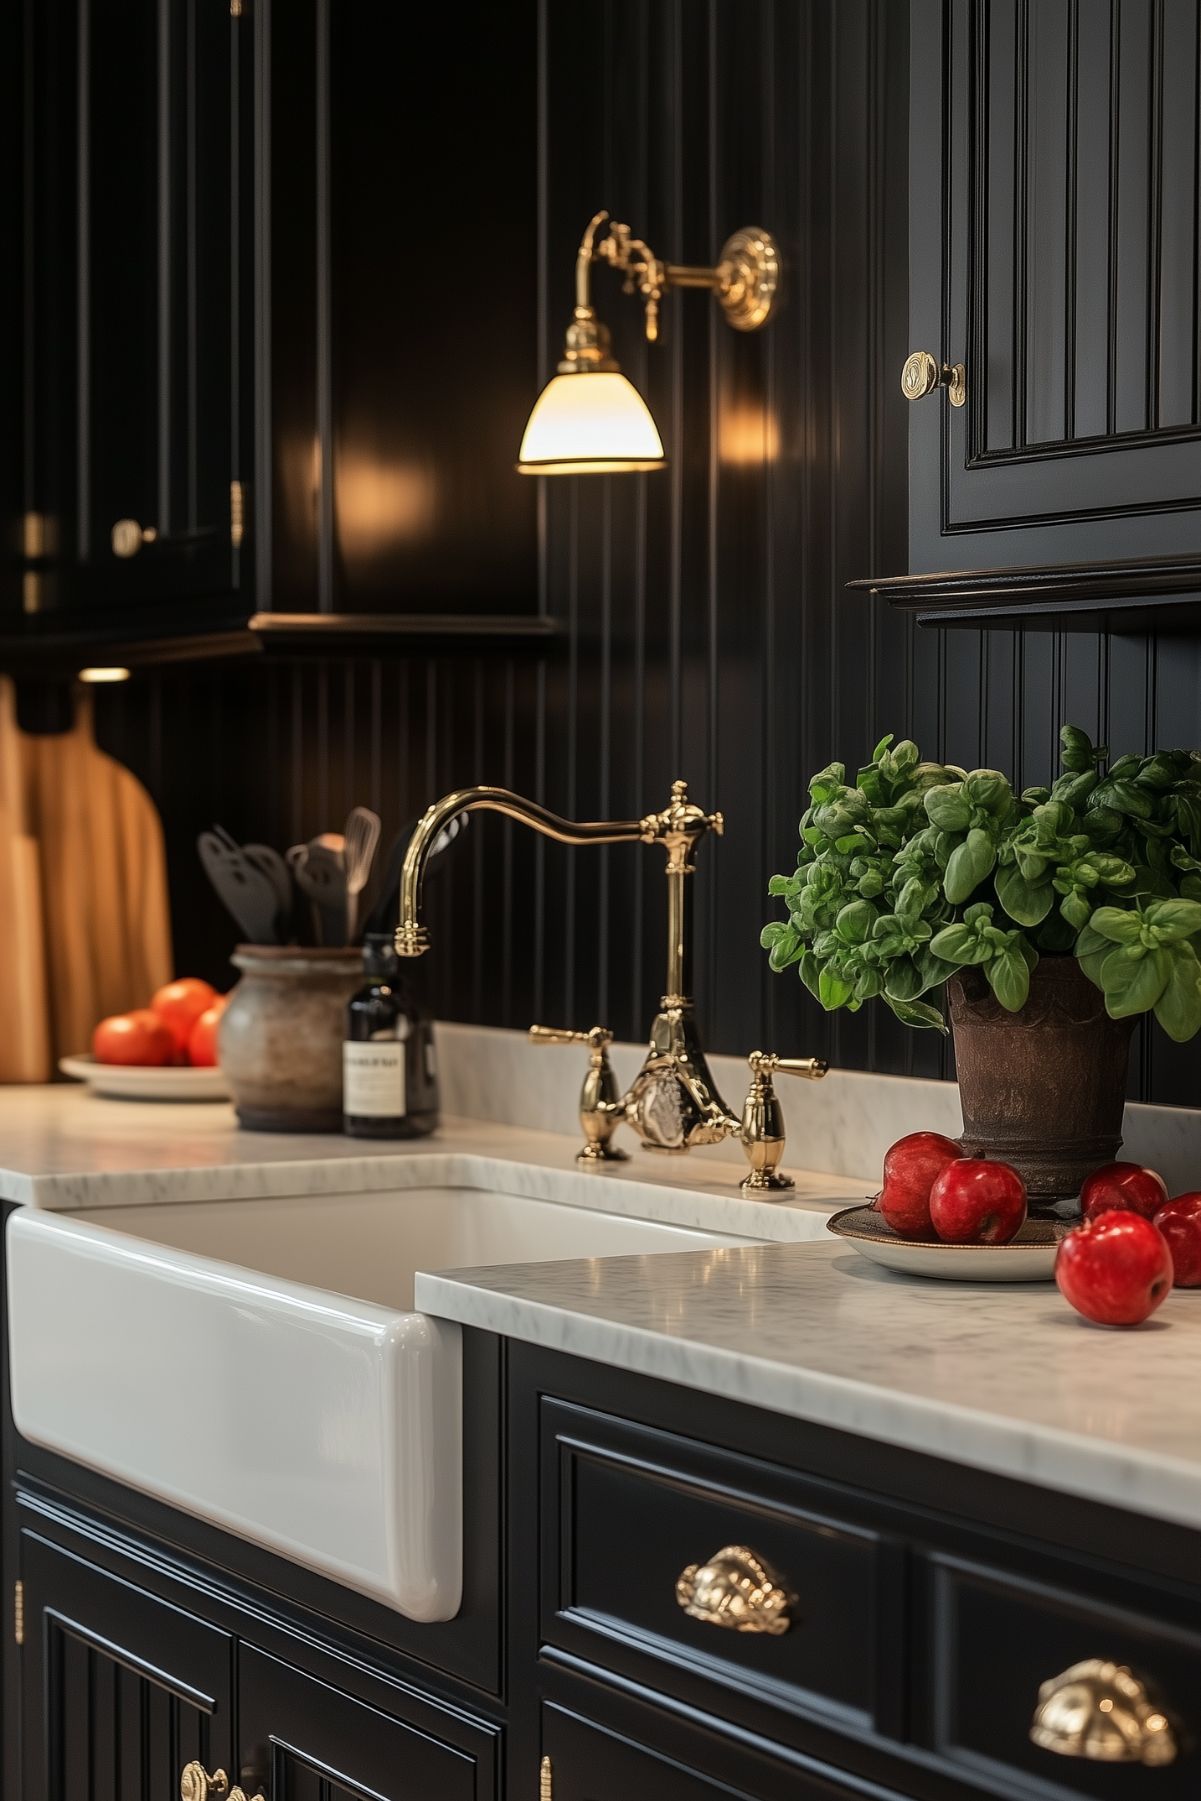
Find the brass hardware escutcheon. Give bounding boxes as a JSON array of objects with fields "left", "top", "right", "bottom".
[
  {"left": 111, "top": 518, "right": 158, "bottom": 558},
  {"left": 13, "top": 1580, "right": 23, "bottom": 1647},
  {"left": 180, "top": 1764, "right": 229, "bottom": 1801},
  {"left": 676, "top": 1544, "right": 793, "bottom": 1635},
  {"left": 230, "top": 479, "right": 245, "bottom": 548},
  {"left": 539, "top": 1756, "right": 553, "bottom": 1801},
  {"left": 1030, "top": 1659, "right": 1177, "bottom": 1766},
  {"left": 901, "top": 349, "right": 966, "bottom": 408}
]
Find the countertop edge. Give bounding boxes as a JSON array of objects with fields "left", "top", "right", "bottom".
[{"left": 415, "top": 1268, "right": 1201, "bottom": 1533}]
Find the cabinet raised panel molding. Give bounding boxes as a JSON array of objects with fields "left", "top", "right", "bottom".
[{"left": 855, "top": 0, "right": 1201, "bottom": 630}]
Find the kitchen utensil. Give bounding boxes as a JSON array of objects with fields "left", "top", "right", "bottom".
[
  {"left": 242, "top": 843, "right": 293, "bottom": 936},
  {"left": 198, "top": 831, "right": 281, "bottom": 944},
  {"left": 290, "top": 840, "right": 349, "bottom": 946},
  {"left": 342, "top": 806, "right": 381, "bottom": 941},
  {"left": 362, "top": 812, "right": 467, "bottom": 939},
  {"left": 825, "top": 1203, "right": 1068, "bottom": 1282},
  {"left": 59, "top": 1053, "right": 230, "bottom": 1102}
]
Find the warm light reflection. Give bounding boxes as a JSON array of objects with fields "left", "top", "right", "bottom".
[
  {"left": 77, "top": 667, "right": 131, "bottom": 684},
  {"left": 335, "top": 452, "right": 438, "bottom": 555},
  {"left": 718, "top": 401, "right": 780, "bottom": 466},
  {"left": 517, "top": 370, "right": 667, "bottom": 473}
]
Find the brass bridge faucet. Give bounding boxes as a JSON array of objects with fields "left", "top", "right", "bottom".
[{"left": 396, "top": 780, "right": 827, "bottom": 1192}]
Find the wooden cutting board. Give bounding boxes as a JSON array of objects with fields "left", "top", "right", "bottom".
[
  {"left": 0, "top": 681, "right": 173, "bottom": 1072},
  {"left": 0, "top": 680, "right": 51, "bottom": 1081}
]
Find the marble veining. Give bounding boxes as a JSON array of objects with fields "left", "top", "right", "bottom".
[{"left": 416, "top": 1240, "right": 1201, "bottom": 1530}]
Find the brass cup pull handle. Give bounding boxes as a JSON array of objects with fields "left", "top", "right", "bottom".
[
  {"left": 180, "top": 1765, "right": 229, "bottom": 1801},
  {"left": 1029, "top": 1659, "right": 1177, "bottom": 1766},
  {"left": 901, "top": 349, "right": 966, "bottom": 408},
  {"left": 111, "top": 518, "right": 159, "bottom": 558},
  {"left": 675, "top": 1544, "right": 793, "bottom": 1636}
]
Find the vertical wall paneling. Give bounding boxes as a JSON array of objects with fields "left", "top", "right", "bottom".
[{"left": 94, "top": 0, "right": 1201, "bottom": 1108}]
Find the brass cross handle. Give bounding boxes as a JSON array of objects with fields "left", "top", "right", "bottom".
[
  {"left": 1030, "top": 1659, "right": 1177, "bottom": 1766},
  {"left": 901, "top": 349, "right": 966, "bottom": 408},
  {"left": 180, "top": 1766, "right": 228, "bottom": 1801},
  {"left": 676, "top": 1544, "right": 793, "bottom": 1635}
]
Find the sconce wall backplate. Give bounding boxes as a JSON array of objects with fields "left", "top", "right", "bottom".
[{"left": 714, "top": 229, "right": 780, "bottom": 331}]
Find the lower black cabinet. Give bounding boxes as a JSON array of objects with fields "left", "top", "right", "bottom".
[
  {"left": 20, "top": 1530, "right": 235, "bottom": 1800},
  {"left": 236, "top": 1645, "right": 498, "bottom": 1801}
]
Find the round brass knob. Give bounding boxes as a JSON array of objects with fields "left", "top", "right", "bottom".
[
  {"left": 901, "top": 350, "right": 966, "bottom": 408},
  {"left": 180, "top": 1765, "right": 228, "bottom": 1801},
  {"left": 675, "top": 1544, "right": 793, "bottom": 1635},
  {"left": 1029, "top": 1659, "right": 1177, "bottom": 1766},
  {"left": 111, "top": 517, "right": 158, "bottom": 558}
]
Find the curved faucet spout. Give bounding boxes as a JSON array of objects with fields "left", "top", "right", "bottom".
[{"left": 395, "top": 786, "right": 649, "bottom": 958}]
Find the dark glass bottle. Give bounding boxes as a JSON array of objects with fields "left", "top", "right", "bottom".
[{"left": 343, "top": 934, "right": 439, "bottom": 1139}]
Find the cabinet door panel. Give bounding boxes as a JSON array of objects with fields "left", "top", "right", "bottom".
[
  {"left": 909, "top": 0, "right": 1201, "bottom": 570},
  {"left": 21, "top": 0, "right": 244, "bottom": 617},
  {"left": 20, "top": 1529, "right": 234, "bottom": 1801},
  {"left": 237, "top": 1645, "right": 496, "bottom": 1801}
]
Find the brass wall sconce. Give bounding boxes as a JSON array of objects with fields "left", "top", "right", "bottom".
[{"left": 517, "top": 211, "right": 780, "bottom": 474}]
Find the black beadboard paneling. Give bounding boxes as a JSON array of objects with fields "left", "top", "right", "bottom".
[{"left": 93, "top": 0, "right": 1201, "bottom": 1110}]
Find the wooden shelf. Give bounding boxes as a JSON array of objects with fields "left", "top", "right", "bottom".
[
  {"left": 847, "top": 555, "right": 1201, "bottom": 632},
  {"left": 247, "top": 612, "right": 558, "bottom": 655}
]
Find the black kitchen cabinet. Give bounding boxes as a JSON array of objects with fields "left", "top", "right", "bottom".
[
  {"left": 12, "top": 0, "right": 251, "bottom": 636},
  {"left": 18, "top": 1530, "right": 235, "bottom": 1799},
  {"left": 894, "top": 0, "right": 1201, "bottom": 624},
  {"left": 236, "top": 1645, "right": 498, "bottom": 1801}
]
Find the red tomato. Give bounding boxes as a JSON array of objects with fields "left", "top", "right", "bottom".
[
  {"left": 93, "top": 1010, "right": 176, "bottom": 1067},
  {"left": 187, "top": 996, "right": 228, "bottom": 1068},
  {"left": 151, "top": 978, "right": 218, "bottom": 1054}
]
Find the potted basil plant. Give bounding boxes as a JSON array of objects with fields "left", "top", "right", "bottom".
[{"left": 762, "top": 726, "right": 1201, "bottom": 1208}]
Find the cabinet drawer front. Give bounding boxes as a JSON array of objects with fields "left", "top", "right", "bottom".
[
  {"left": 541, "top": 1400, "right": 898, "bottom": 1737},
  {"left": 921, "top": 1553, "right": 1201, "bottom": 1801}
]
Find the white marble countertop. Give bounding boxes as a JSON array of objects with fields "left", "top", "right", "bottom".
[
  {"left": 0, "top": 1084, "right": 865, "bottom": 1240},
  {"left": 417, "top": 1239, "right": 1201, "bottom": 1530}
]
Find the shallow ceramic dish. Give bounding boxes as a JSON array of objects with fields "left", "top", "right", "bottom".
[
  {"left": 59, "top": 1054, "right": 230, "bottom": 1102},
  {"left": 826, "top": 1202, "right": 1071, "bottom": 1283}
]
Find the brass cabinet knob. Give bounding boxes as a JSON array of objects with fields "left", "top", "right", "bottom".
[
  {"left": 111, "top": 517, "right": 159, "bottom": 557},
  {"left": 1029, "top": 1659, "right": 1177, "bottom": 1766},
  {"left": 675, "top": 1544, "right": 793, "bottom": 1635},
  {"left": 901, "top": 349, "right": 966, "bottom": 408},
  {"left": 180, "top": 1765, "right": 228, "bottom": 1801}
]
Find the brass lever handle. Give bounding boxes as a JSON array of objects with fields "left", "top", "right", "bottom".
[
  {"left": 748, "top": 1052, "right": 828, "bottom": 1080},
  {"left": 529, "top": 1024, "right": 626, "bottom": 1164},
  {"left": 676, "top": 1544, "right": 793, "bottom": 1635},
  {"left": 901, "top": 349, "right": 966, "bottom": 408},
  {"left": 180, "top": 1765, "right": 228, "bottom": 1801},
  {"left": 1030, "top": 1659, "right": 1177, "bottom": 1766},
  {"left": 111, "top": 517, "right": 159, "bottom": 558},
  {"left": 529, "top": 1024, "right": 613, "bottom": 1048}
]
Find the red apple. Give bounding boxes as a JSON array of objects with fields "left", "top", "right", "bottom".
[
  {"left": 876, "top": 1132, "right": 966, "bottom": 1238},
  {"left": 928, "top": 1158, "right": 1027, "bottom": 1245},
  {"left": 1080, "top": 1161, "right": 1168, "bottom": 1222},
  {"left": 1153, "top": 1194, "right": 1201, "bottom": 1288},
  {"left": 1055, "top": 1213, "right": 1174, "bottom": 1326}
]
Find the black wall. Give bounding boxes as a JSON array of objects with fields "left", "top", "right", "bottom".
[{"left": 96, "top": 0, "right": 1201, "bottom": 1107}]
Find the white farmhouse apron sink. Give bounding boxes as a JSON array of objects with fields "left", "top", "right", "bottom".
[{"left": 7, "top": 1179, "right": 754, "bottom": 1623}]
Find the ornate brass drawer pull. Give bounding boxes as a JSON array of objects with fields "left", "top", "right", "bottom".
[
  {"left": 675, "top": 1543, "right": 793, "bottom": 1635},
  {"left": 180, "top": 1765, "right": 228, "bottom": 1801},
  {"left": 1029, "top": 1659, "right": 1177, "bottom": 1766},
  {"left": 900, "top": 349, "right": 966, "bottom": 408}
]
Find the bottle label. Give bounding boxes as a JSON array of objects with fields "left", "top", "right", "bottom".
[{"left": 344, "top": 1040, "right": 406, "bottom": 1119}]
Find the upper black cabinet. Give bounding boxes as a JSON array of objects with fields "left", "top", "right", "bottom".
[
  {"left": 12, "top": 0, "right": 250, "bottom": 631},
  {"left": 904, "top": 0, "right": 1201, "bottom": 600}
]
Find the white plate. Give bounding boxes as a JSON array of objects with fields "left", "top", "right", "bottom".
[
  {"left": 59, "top": 1054, "right": 230, "bottom": 1102},
  {"left": 826, "top": 1203, "right": 1071, "bottom": 1282}
]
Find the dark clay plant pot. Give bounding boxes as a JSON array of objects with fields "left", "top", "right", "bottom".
[{"left": 947, "top": 956, "right": 1136, "bottom": 1216}]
